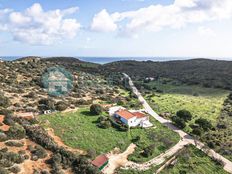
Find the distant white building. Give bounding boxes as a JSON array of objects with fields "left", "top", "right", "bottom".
[{"left": 110, "top": 107, "right": 153, "bottom": 128}]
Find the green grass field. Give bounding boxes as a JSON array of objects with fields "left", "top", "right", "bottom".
[
  {"left": 144, "top": 82, "right": 229, "bottom": 125},
  {"left": 39, "top": 107, "right": 179, "bottom": 160},
  {"left": 160, "top": 145, "right": 228, "bottom": 174}
]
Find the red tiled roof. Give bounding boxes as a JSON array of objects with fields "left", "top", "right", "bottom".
[
  {"left": 92, "top": 155, "right": 108, "bottom": 168},
  {"left": 132, "top": 112, "right": 147, "bottom": 118},
  {"left": 116, "top": 110, "right": 135, "bottom": 120}
]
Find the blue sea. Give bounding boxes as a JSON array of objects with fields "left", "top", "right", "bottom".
[{"left": 0, "top": 56, "right": 231, "bottom": 64}]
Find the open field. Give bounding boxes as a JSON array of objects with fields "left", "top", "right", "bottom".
[
  {"left": 160, "top": 145, "right": 228, "bottom": 174},
  {"left": 144, "top": 82, "right": 230, "bottom": 124},
  {"left": 39, "top": 107, "right": 179, "bottom": 161}
]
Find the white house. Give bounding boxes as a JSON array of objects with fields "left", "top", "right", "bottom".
[{"left": 113, "top": 109, "right": 153, "bottom": 128}]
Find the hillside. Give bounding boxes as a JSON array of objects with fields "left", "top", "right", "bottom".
[{"left": 101, "top": 59, "right": 232, "bottom": 90}]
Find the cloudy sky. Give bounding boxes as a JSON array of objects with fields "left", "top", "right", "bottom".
[{"left": 0, "top": 0, "right": 232, "bottom": 58}]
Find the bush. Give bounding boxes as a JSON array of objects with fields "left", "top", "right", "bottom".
[
  {"left": 38, "top": 98, "right": 55, "bottom": 111},
  {"left": 98, "top": 120, "right": 111, "bottom": 129},
  {"left": 0, "top": 95, "right": 11, "bottom": 108},
  {"left": 109, "top": 118, "right": 128, "bottom": 131},
  {"left": 6, "top": 123, "right": 26, "bottom": 139},
  {"left": 195, "top": 118, "right": 212, "bottom": 131},
  {"left": 208, "top": 141, "right": 215, "bottom": 148},
  {"left": 0, "top": 109, "right": 13, "bottom": 116},
  {"left": 5, "top": 141, "right": 24, "bottom": 147},
  {"left": 191, "top": 127, "right": 202, "bottom": 136},
  {"left": 171, "top": 116, "right": 186, "bottom": 129},
  {"left": 90, "top": 104, "right": 102, "bottom": 115},
  {"left": 55, "top": 101, "right": 68, "bottom": 111},
  {"left": 142, "top": 144, "right": 155, "bottom": 157},
  {"left": 176, "top": 109, "right": 192, "bottom": 122},
  {"left": 3, "top": 115, "right": 14, "bottom": 126},
  {"left": 0, "top": 133, "right": 8, "bottom": 142},
  {"left": 30, "top": 145, "right": 48, "bottom": 159},
  {"left": 86, "top": 149, "right": 96, "bottom": 159},
  {"left": 132, "top": 136, "right": 140, "bottom": 144},
  {"left": 9, "top": 166, "right": 21, "bottom": 173},
  {"left": 0, "top": 167, "right": 9, "bottom": 174}
]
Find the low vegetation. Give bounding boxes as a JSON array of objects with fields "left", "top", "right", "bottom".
[
  {"left": 160, "top": 145, "right": 228, "bottom": 174},
  {"left": 203, "top": 93, "right": 232, "bottom": 161}
]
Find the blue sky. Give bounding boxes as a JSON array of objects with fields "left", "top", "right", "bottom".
[{"left": 0, "top": 0, "right": 232, "bottom": 58}]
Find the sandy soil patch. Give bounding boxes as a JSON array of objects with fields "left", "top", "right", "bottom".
[{"left": 102, "top": 143, "right": 136, "bottom": 174}]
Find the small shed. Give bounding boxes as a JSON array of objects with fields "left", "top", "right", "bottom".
[{"left": 91, "top": 155, "right": 109, "bottom": 171}]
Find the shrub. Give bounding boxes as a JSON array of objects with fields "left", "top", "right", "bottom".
[
  {"left": 195, "top": 118, "right": 212, "bottom": 131},
  {"left": 208, "top": 141, "right": 215, "bottom": 148},
  {"left": 86, "top": 149, "right": 96, "bottom": 159},
  {"left": 0, "top": 95, "right": 11, "bottom": 108},
  {"left": 97, "top": 116, "right": 108, "bottom": 122},
  {"left": 176, "top": 109, "right": 192, "bottom": 122},
  {"left": 3, "top": 115, "right": 14, "bottom": 126},
  {"left": 9, "top": 166, "right": 21, "bottom": 173},
  {"left": 132, "top": 136, "right": 140, "bottom": 144},
  {"left": 38, "top": 98, "right": 55, "bottom": 111},
  {"left": 24, "top": 92, "right": 36, "bottom": 98},
  {"left": 0, "top": 133, "right": 8, "bottom": 142},
  {"left": 5, "top": 141, "right": 24, "bottom": 147},
  {"left": 90, "top": 104, "right": 102, "bottom": 115},
  {"left": 55, "top": 101, "right": 68, "bottom": 111},
  {"left": 6, "top": 123, "right": 26, "bottom": 139},
  {"left": 109, "top": 118, "right": 128, "bottom": 131},
  {"left": 0, "top": 109, "right": 13, "bottom": 116},
  {"left": 191, "top": 127, "right": 202, "bottom": 136},
  {"left": 98, "top": 120, "right": 111, "bottom": 129},
  {"left": 0, "top": 167, "right": 9, "bottom": 174},
  {"left": 171, "top": 116, "right": 186, "bottom": 129},
  {"left": 142, "top": 144, "right": 155, "bottom": 157},
  {"left": 30, "top": 145, "right": 48, "bottom": 159}
]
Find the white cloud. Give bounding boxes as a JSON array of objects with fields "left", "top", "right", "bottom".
[
  {"left": 91, "top": 0, "right": 232, "bottom": 35},
  {"left": 9, "top": 12, "right": 31, "bottom": 25},
  {"left": 0, "top": 3, "right": 81, "bottom": 45},
  {"left": 198, "top": 26, "right": 216, "bottom": 37},
  {"left": 91, "top": 9, "right": 117, "bottom": 32}
]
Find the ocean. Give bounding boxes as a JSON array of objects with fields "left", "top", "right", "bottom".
[{"left": 0, "top": 56, "right": 231, "bottom": 64}]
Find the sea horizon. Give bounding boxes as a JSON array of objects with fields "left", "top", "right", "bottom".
[{"left": 0, "top": 56, "right": 232, "bottom": 64}]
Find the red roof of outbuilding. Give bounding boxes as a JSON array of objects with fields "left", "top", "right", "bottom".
[
  {"left": 115, "top": 110, "right": 135, "bottom": 120},
  {"left": 92, "top": 155, "right": 108, "bottom": 168}
]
